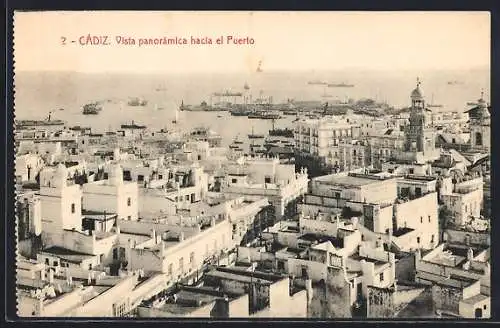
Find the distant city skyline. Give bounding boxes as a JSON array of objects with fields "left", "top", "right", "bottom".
[{"left": 14, "top": 11, "right": 490, "bottom": 73}]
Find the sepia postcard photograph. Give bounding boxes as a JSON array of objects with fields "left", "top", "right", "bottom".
[{"left": 12, "top": 11, "right": 491, "bottom": 319}]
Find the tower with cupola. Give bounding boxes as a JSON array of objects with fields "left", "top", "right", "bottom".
[
  {"left": 468, "top": 91, "right": 490, "bottom": 152},
  {"left": 404, "top": 78, "right": 437, "bottom": 160}
]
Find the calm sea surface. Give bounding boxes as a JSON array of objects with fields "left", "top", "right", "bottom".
[{"left": 14, "top": 69, "right": 490, "bottom": 146}]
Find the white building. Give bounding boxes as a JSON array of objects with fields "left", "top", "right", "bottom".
[
  {"left": 39, "top": 164, "right": 83, "bottom": 234},
  {"left": 82, "top": 163, "right": 139, "bottom": 221}
]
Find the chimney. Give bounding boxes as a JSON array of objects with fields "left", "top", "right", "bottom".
[
  {"left": 151, "top": 229, "right": 157, "bottom": 241},
  {"left": 415, "top": 248, "right": 422, "bottom": 263},
  {"left": 467, "top": 248, "right": 474, "bottom": 261}
]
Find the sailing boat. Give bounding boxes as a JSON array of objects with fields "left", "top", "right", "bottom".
[
  {"left": 172, "top": 107, "right": 179, "bottom": 124},
  {"left": 155, "top": 83, "right": 167, "bottom": 92},
  {"left": 233, "top": 134, "right": 244, "bottom": 144},
  {"left": 256, "top": 61, "right": 263, "bottom": 73},
  {"left": 428, "top": 93, "right": 443, "bottom": 108},
  {"left": 248, "top": 126, "right": 264, "bottom": 139},
  {"left": 321, "top": 87, "right": 333, "bottom": 98}
]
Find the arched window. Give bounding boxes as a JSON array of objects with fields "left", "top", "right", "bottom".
[{"left": 475, "top": 132, "right": 483, "bottom": 146}]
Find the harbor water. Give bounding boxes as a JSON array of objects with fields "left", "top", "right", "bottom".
[{"left": 15, "top": 69, "right": 489, "bottom": 146}]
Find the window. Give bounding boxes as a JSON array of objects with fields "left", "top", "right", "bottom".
[
  {"left": 127, "top": 215, "right": 131, "bottom": 220},
  {"left": 301, "top": 266, "right": 308, "bottom": 278},
  {"left": 265, "top": 177, "right": 271, "bottom": 184},
  {"left": 71, "top": 203, "right": 76, "bottom": 214},
  {"left": 400, "top": 187, "right": 410, "bottom": 198},
  {"left": 89, "top": 264, "right": 92, "bottom": 270},
  {"left": 379, "top": 272, "right": 384, "bottom": 282},
  {"left": 475, "top": 132, "right": 483, "bottom": 146},
  {"left": 113, "top": 303, "right": 127, "bottom": 317},
  {"left": 190, "top": 252, "right": 195, "bottom": 264},
  {"left": 428, "top": 215, "right": 431, "bottom": 223},
  {"left": 175, "top": 196, "right": 178, "bottom": 202},
  {"left": 420, "top": 217, "right": 423, "bottom": 224},
  {"left": 103, "top": 173, "right": 109, "bottom": 179},
  {"left": 158, "top": 174, "right": 163, "bottom": 180},
  {"left": 409, "top": 168, "right": 415, "bottom": 174},
  {"left": 45, "top": 258, "right": 49, "bottom": 265},
  {"left": 127, "top": 198, "right": 131, "bottom": 206},
  {"left": 415, "top": 187, "right": 422, "bottom": 197},
  {"left": 231, "top": 178, "right": 237, "bottom": 183},
  {"left": 138, "top": 175, "right": 144, "bottom": 182},
  {"left": 417, "top": 237, "right": 421, "bottom": 244},
  {"left": 431, "top": 235, "right": 435, "bottom": 243},
  {"left": 484, "top": 305, "right": 487, "bottom": 310},
  {"left": 53, "top": 260, "right": 58, "bottom": 266}
]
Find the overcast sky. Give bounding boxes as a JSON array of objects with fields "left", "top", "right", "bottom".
[{"left": 14, "top": 11, "right": 490, "bottom": 73}]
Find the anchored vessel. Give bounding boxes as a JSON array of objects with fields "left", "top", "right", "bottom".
[
  {"left": 82, "top": 102, "right": 102, "bottom": 115},
  {"left": 327, "top": 82, "right": 355, "bottom": 88},
  {"left": 307, "top": 80, "right": 328, "bottom": 85},
  {"left": 247, "top": 111, "right": 281, "bottom": 120},
  {"left": 128, "top": 97, "right": 148, "bottom": 106},
  {"left": 248, "top": 127, "right": 265, "bottom": 139}
]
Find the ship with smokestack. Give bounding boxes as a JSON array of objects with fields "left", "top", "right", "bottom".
[
  {"left": 82, "top": 102, "right": 103, "bottom": 115},
  {"left": 127, "top": 97, "right": 148, "bottom": 107}
]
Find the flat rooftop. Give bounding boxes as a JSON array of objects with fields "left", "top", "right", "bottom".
[
  {"left": 40, "top": 246, "right": 95, "bottom": 264},
  {"left": 315, "top": 173, "right": 393, "bottom": 187},
  {"left": 205, "top": 267, "right": 285, "bottom": 285},
  {"left": 393, "top": 227, "right": 415, "bottom": 237},
  {"left": 436, "top": 275, "right": 478, "bottom": 289},
  {"left": 350, "top": 254, "right": 389, "bottom": 267},
  {"left": 401, "top": 175, "right": 437, "bottom": 182},
  {"left": 142, "top": 284, "right": 243, "bottom": 315},
  {"left": 82, "top": 209, "right": 117, "bottom": 221},
  {"left": 298, "top": 234, "right": 344, "bottom": 248},
  {"left": 461, "top": 293, "right": 490, "bottom": 305}
]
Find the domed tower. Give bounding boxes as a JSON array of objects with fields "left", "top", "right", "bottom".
[
  {"left": 410, "top": 79, "right": 425, "bottom": 110},
  {"left": 468, "top": 90, "right": 491, "bottom": 152},
  {"left": 404, "top": 78, "right": 437, "bottom": 158}
]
